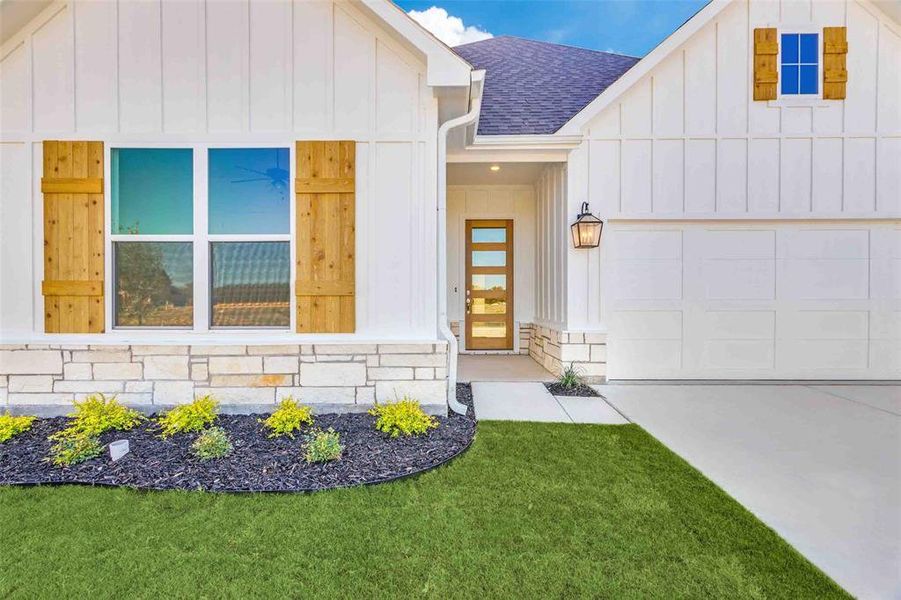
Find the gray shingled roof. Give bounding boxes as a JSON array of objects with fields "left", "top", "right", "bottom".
[{"left": 453, "top": 36, "right": 640, "bottom": 136}]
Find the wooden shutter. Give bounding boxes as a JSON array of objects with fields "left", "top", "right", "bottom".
[
  {"left": 823, "top": 27, "right": 848, "bottom": 100},
  {"left": 41, "top": 141, "right": 105, "bottom": 333},
  {"left": 754, "top": 28, "right": 779, "bottom": 101},
  {"left": 295, "top": 141, "right": 355, "bottom": 333}
]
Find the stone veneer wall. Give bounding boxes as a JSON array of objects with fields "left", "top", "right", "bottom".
[
  {"left": 0, "top": 343, "right": 449, "bottom": 416},
  {"left": 529, "top": 325, "right": 607, "bottom": 383}
]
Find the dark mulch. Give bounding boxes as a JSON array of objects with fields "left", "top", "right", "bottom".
[
  {"left": 544, "top": 382, "right": 600, "bottom": 397},
  {"left": 0, "top": 394, "right": 475, "bottom": 493}
]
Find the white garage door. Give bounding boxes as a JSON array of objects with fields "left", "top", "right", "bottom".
[{"left": 606, "top": 223, "right": 900, "bottom": 380}]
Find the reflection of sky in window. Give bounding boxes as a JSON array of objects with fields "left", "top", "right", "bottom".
[
  {"left": 472, "top": 251, "right": 506, "bottom": 266},
  {"left": 472, "top": 228, "right": 505, "bottom": 243},
  {"left": 212, "top": 242, "right": 290, "bottom": 286},
  {"left": 158, "top": 243, "right": 193, "bottom": 288},
  {"left": 209, "top": 148, "right": 290, "bottom": 234},
  {"left": 112, "top": 149, "right": 193, "bottom": 234}
]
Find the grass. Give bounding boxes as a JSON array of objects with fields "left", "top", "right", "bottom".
[{"left": 0, "top": 423, "right": 846, "bottom": 598}]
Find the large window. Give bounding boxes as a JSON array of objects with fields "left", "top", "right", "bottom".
[
  {"left": 111, "top": 146, "right": 291, "bottom": 330},
  {"left": 781, "top": 33, "right": 819, "bottom": 96}
]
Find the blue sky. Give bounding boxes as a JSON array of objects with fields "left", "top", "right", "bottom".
[{"left": 396, "top": 0, "right": 709, "bottom": 57}]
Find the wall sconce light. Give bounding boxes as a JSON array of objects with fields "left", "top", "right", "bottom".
[{"left": 570, "top": 202, "right": 603, "bottom": 248}]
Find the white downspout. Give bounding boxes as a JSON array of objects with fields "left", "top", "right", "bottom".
[{"left": 438, "top": 70, "right": 485, "bottom": 415}]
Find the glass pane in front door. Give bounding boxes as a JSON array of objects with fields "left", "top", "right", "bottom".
[{"left": 465, "top": 220, "right": 513, "bottom": 351}]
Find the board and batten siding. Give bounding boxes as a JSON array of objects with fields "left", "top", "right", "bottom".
[
  {"left": 565, "top": 0, "right": 901, "bottom": 333},
  {"left": 0, "top": 0, "right": 438, "bottom": 340},
  {"left": 446, "top": 185, "right": 537, "bottom": 326},
  {"left": 535, "top": 165, "right": 568, "bottom": 329}
]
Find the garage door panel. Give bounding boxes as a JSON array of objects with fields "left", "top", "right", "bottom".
[
  {"left": 702, "top": 340, "right": 775, "bottom": 369},
  {"left": 778, "top": 310, "right": 869, "bottom": 340},
  {"left": 779, "top": 259, "right": 870, "bottom": 300},
  {"left": 611, "top": 230, "right": 681, "bottom": 259},
  {"left": 613, "top": 261, "right": 682, "bottom": 299},
  {"left": 700, "top": 311, "right": 774, "bottom": 339},
  {"left": 778, "top": 340, "right": 870, "bottom": 370},
  {"left": 780, "top": 229, "right": 869, "bottom": 258},
  {"left": 614, "top": 340, "right": 683, "bottom": 376},
  {"left": 700, "top": 230, "right": 774, "bottom": 259},
  {"left": 703, "top": 260, "right": 775, "bottom": 299},
  {"left": 611, "top": 310, "right": 681, "bottom": 339}
]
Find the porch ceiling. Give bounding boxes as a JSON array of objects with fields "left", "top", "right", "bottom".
[{"left": 447, "top": 162, "right": 545, "bottom": 186}]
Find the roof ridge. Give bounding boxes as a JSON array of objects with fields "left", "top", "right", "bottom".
[{"left": 454, "top": 34, "right": 641, "bottom": 60}]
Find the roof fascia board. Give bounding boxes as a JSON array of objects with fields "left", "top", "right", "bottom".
[
  {"left": 360, "top": 0, "right": 472, "bottom": 87},
  {"left": 1, "top": 0, "right": 65, "bottom": 60},
  {"left": 448, "top": 149, "right": 569, "bottom": 163},
  {"left": 469, "top": 134, "right": 583, "bottom": 150},
  {"left": 557, "top": 0, "right": 730, "bottom": 135}
]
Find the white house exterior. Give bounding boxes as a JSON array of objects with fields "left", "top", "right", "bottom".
[{"left": 1, "top": 0, "right": 898, "bottom": 414}]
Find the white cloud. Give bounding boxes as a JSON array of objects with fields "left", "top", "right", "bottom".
[{"left": 407, "top": 6, "right": 493, "bottom": 47}]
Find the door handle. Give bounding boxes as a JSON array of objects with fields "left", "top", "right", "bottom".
[{"left": 465, "top": 296, "right": 472, "bottom": 314}]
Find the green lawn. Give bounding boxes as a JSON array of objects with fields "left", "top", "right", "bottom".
[{"left": 0, "top": 423, "right": 846, "bottom": 598}]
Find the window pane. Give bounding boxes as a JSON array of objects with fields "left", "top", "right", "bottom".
[
  {"left": 472, "top": 251, "right": 506, "bottom": 267},
  {"left": 799, "top": 33, "right": 818, "bottom": 63},
  {"left": 799, "top": 65, "right": 818, "bottom": 94},
  {"left": 472, "top": 322, "right": 506, "bottom": 338},
  {"left": 211, "top": 242, "right": 290, "bottom": 328},
  {"left": 115, "top": 242, "right": 193, "bottom": 327},
  {"left": 471, "top": 274, "right": 506, "bottom": 291},
  {"left": 472, "top": 298, "right": 506, "bottom": 315},
  {"left": 111, "top": 149, "right": 193, "bottom": 234},
  {"left": 781, "top": 33, "right": 799, "bottom": 64},
  {"left": 472, "top": 228, "right": 506, "bottom": 243},
  {"left": 209, "top": 148, "right": 290, "bottom": 234},
  {"left": 781, "top": 65, "right": 799, "bottom": 94}
]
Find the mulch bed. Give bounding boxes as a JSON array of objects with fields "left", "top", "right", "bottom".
[
  {"left": 0, "top": 390, "right": 476, "bottom": 493},
  {"left": 544, "top": 382, "right": 600, "bottom": 397}
]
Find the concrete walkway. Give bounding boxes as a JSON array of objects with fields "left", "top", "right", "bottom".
[
  {"left": 471, "top": 381, "right": 628, "bottom": 424},
  {"left": 596, "top": 383, "right": 901, "bottom": 600},
  {"left": 458, "top": 355, "right": 555, "bottom": 382}
]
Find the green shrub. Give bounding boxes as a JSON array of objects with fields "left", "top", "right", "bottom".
[
  {"left": 60, "top": 393, "right": 143, "bottom": 437},
  {"left": 368, "top": 397, "right": 438, "bottom": 438},
  {"left": 303, "top": 428, "right": 343, "bottom": 463},
  {"left": 191, "top": 426, "right": 233, "bottom": 461},
  {"left": 48, "top": 434, "right": 102, "bottom": 467},
  {"left": 557, "top": 363, "right": 583, "bottom": 390},
  {"left": 157, "top": 395, "right": 219, "bottom": 438},
  {"left": 0, "top": 413, "right": 36, "bottom": 443},
  {"left": 261, "top": 398, "right": 314, "bottom": 438}
]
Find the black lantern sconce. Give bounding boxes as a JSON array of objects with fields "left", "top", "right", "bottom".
[{"left": 570, "top": 202, "right": 603, "bottom": 248}]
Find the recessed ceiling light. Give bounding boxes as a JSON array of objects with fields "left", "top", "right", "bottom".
[{"left": 489, "top": 165, "right": 501, "bottom": 172}]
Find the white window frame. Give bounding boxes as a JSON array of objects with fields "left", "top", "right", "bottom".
[
  {"left": 767, "top": 24, "right": 829, "bottom": 108},
  {"left": 105, "top": 142, "right": 295, "bottom": 333}
]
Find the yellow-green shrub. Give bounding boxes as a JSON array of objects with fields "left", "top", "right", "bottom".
[
  {"left": 56, "top": 393, "right": 144, "bottom": 438},
  {"left": 157, "top": 395, "right": 218, "bottom": 438},
  {"left": 261, "top": 398, "right": 313, "bottom": 438},
  {"left": 0, "top": 413, "right": 36, "bottom": 443},
  {"left": 368, "top": 397, "right": 438, "bottom": 438},
  {"left": 48, "top": 434, "right": 102, "bottom": 467}
]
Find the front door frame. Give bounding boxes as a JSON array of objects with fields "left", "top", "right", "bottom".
[{"left": 465, "top": 219, "right": 514, "bottom": 351}]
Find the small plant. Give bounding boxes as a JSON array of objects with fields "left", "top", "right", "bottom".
[
  {"left": 0, "top": 413, "right": 36, "bottom": 443},
  {"left": 303, "top": 428, "right": 343, "bottom": 463},
  {"left": 59, "top": 393, "right": 144, "bottom": 437},
  {"left": 191, "top": 426, "right": 233, "bottom": 461},
  {"left": 557, "top": 363, "right": 583, "bottom": 390},
  {"left": 48, "top": 434, "right": 102, "bottom": 467},
  {"left": 157, "top": 395, "right": 219, "bottom": 438},
  {"left": 261, "top": 398, "right": 314, "bottom": 438},
  {"left": 369, "top": 397, "right": 438, "bottom": 438}
]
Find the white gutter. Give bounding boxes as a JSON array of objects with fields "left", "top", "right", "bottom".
[{"left": 438, "top": 69, "right": 485, "bottom": 415}]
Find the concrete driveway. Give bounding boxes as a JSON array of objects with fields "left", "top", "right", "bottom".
[{"left": 595, "top": 383, "right": 900, "bottom": 600}]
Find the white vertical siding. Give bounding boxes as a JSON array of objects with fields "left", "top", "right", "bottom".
[
  {"left": 535, "top": 165, "right": 567, "bottom": 328},
  {"left": 0, "top": 0, "right": 438, "bottom": 341},
  {"left": 582, "top": 0, "right": 901, "bottom": 221}
]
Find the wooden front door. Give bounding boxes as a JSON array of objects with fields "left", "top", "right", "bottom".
[{"left": 465, "top": 220, "right": 514, "bottom": 350}]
